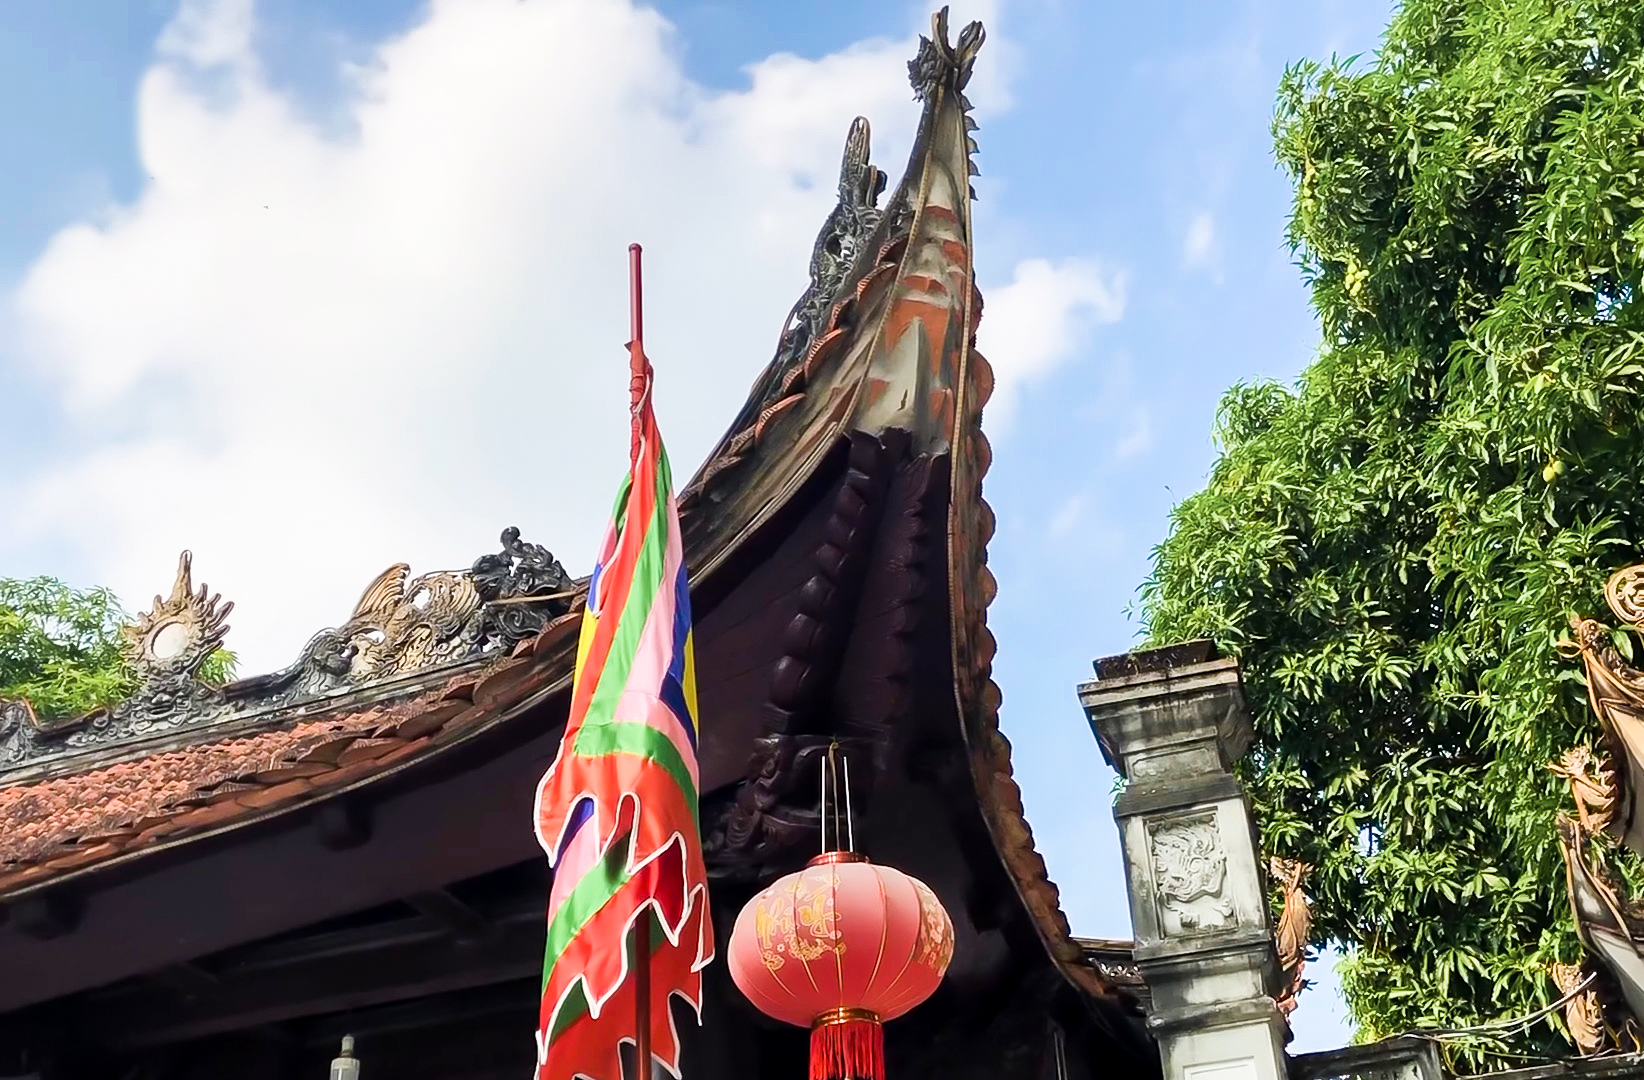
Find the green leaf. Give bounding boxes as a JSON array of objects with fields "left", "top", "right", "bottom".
[{"left": 1142, "top": 2, "right": 1644, "bottom": 1066}]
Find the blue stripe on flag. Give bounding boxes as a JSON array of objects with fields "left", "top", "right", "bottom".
[
  {"left": 660, "top": 562, "right": 696, "bottom": 747},
  {"left": 555, "top": 797, "right": 595, "bottom": 863}
]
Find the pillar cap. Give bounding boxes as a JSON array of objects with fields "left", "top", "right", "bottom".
[{"left": 1077, "top": 641, "right": 1252, "bottom": 780}]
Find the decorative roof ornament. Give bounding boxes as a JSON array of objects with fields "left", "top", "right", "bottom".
[
  {"left": 1551, "top": 563, "right": 1644, "bottom": 1053},
  {"left": 1606, "top": 564, "right": 1644, "bottom": 625},
  {"left": 771, "top": 118, "right": 886, "bottom": 389},
  {"left": 0, "top": 527, "right": 572, "bottom": 781},
  {"left": 908, "top": 7, "right": 984, "bottom": 104},
  {"left": 1270, "top": 856, "right": 1311, "bottom": 1018},
  {"left": 1551, "top": 960, "right": 1606, "bottom": 1056},
  {"left": 245, "top": 527, "right": 572, "bottom": 703},
  {"left": 1551, "top": 565, "right": 1644, "bottom": 861},
  {"left": 0, "top": 554, "right": 233, "bottom": 770},
  {"left": 121, "top": 551, "right": 233, "bottom": 716},
  {"left": 1561, "top": 564, "right": 1644, "bottom": 855},
  {"left": 689, "top": 11, "right": 986, "bottom": 499},
  {"left": 702, "top": 117, "right": 890, "bottom": 462},
  {"left": 266, "top": 563, "right": 484, "bottom": 699},
  {"left": 1554, "top": 811, "right": 1644, "bottom": 1049},
  {"left": 907, "top": 7, "right": 983, "bottom": 208},
  {"left": 471, "top": 525, "right": 573, "bottom": 645},
  {"left": 1552, "top": 746, "right": 1617, "bottom": 836}
]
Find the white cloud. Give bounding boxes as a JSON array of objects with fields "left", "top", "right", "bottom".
[
  {"left": 158, "top": 0, "right": 255, "bottom": 69},
  {"left": 1, "top": 0, "right": 976, "bottom": 673},
  {"left": 1183, "top": 210, "right": 1216, "bottom": 268},
  {"left": 975, "top": 256, "right": 1125, "bottom": 432},
  {"left": 1114, "top": 411, "right": 1152, "bottom": 459},
  {"left": 1047, "top": 493, "right": 1085, "bottom": 540}
]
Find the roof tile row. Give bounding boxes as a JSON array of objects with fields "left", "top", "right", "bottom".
[{"left": 0, "top": 610, "right": 581, "bottom": 900}]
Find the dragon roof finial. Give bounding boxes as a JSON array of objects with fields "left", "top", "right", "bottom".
[{"left": 909, "top": 7, "right": 985, "bottom": 103}]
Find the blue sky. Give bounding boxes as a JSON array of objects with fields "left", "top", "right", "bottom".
[{"left": 0, "top": 0, "right": 1393, "bottom": 1051}]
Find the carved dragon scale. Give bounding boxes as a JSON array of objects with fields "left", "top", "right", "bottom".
[{"left": 0, "top": 528, "right": 571, "bottom": 780}]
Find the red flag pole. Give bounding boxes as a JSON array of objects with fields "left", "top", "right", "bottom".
[
  {"left": 628, "top": 242, "right": 653, "bottom": 1080},
  {"left": 629, "top": 244, "right": 649, "bottom": 421},
  {"left": 633, "top": 913, "right": 652, "bottom": 1080}
]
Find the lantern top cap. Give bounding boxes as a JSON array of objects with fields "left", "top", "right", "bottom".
[{"left": 808, "top": 850, "right": 870, "bottom": 868}]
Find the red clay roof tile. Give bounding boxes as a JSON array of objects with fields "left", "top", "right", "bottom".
[{"left": 0, "top": 710, "right": 403, "bottom": 883}]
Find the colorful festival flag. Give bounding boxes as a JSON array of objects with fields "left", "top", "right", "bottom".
[{"left": 534, "top": 249, "right": 713, "bottom": 1080}]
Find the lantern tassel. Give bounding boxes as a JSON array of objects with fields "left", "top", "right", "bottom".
[{"left": 810, "top": 1009, "right": 883, "bottom": 1080}]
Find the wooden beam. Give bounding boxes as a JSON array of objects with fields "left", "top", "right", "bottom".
[
  {"left": 10, "top": 891, "right": 80, "bottom": 940},
  {"left": 294, "top": 979, "right": 536, "bottom": 1046},
  {"left": 207, "top": 884, "right": 537, "bottom": 977},
  {"left": 404, "top": 889, "right": 491, "bottom": 942},
  {"left": 213, "top": 910, "right": 444, "bottom": 975},
  {"left": 88, "top": 911, "right": 542, "bottom": 1050},
  {"left": 314, "top": 799, "right": 371, "bottom": 851},
  {"left": 145, "top": 962, "right": 222, "bottom": 996}
]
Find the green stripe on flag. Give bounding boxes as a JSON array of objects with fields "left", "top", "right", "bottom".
[
  {"left": 577, "top": 470, "right": 674, "bottom": 732},
  {"left": 572, "top": 720, "right": 697, "bottom": 805},
  {"left": 542, "top": 831, "right": 633, "bottom": 991},
  {"left": 608, "top": 473, "right": 632, "bottom": 534},
  {"left": 546, "top": 909, "right": 666, "bottom": 1043},
  {"left": 549, "top": 981, "right": 590, "bottom": 1041}
]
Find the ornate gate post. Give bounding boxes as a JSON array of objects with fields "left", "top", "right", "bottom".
[{"left": 1078, "top": 642, "right": 1288, "bottom": 1080}]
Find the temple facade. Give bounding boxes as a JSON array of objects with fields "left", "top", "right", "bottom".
[
  {"left": 0, "top": 14, "right": 1158, "bottom": 1080},
  {"left": 21, "top": 11, "right": 1634, "bottom": 1080}
]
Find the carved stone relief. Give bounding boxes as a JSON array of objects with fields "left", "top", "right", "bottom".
[
  {"left": 1130, "top": 743, "right": 1221, "bottom": 782},
  {"left": 1148, "top": 813, "right": 1235, "bottom": 936}
]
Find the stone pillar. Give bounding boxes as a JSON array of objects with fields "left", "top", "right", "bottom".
[{"left": 1077, "top": 641, "right": 1288, "bottom": 1080}]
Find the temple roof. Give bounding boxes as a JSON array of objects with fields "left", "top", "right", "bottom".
[
  {"left": 0, "top": 615, "right": 579, "bottom": 895},
  {"left": 0, "top": 8, "right": 1114, "bottom": 1011}
]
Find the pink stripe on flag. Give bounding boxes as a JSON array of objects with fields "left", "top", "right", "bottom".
[
  {"left": 613, "top": 502, "right": 694, "bottom": 774},
  {"left": 546, "top": 810, "right": 603, "bottom": 926},
  {"left": 616, "top": 690, "right": 699, "bottom": 790}
]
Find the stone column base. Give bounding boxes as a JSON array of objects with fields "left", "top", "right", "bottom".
[{"left": 1155, "top": 1003, "right": 1289, "bottom": 1080}]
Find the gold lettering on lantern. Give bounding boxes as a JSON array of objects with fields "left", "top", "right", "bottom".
[
  {"left": 754, "top": 897, "right": 787, "bottom": 971},
  {"left": 754, "top": 869, "right": 846, "bottom": 972},
  {"left": 910, "top": 879, "right": 954, "bottom": 970}
]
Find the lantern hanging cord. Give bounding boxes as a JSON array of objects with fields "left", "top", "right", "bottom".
[
  {"left": 830, "top": 744, "right": 841, "bottom": 853},
  {"left": 843, "top": 754, "right": 855, "bottom": 852},
  {"left": 820, "top": 753, "right": 829, "bottom": 855},
  {"left": 1396, "top": 971, "right": 1595, "bottom": 1042},
  {"left": 818, "top": 743, "right": 857, "bottom": 854}
]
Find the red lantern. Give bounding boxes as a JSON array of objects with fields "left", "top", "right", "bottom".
[{"left": 728, "top": 851, "right": 955, "bottom": 1080}]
